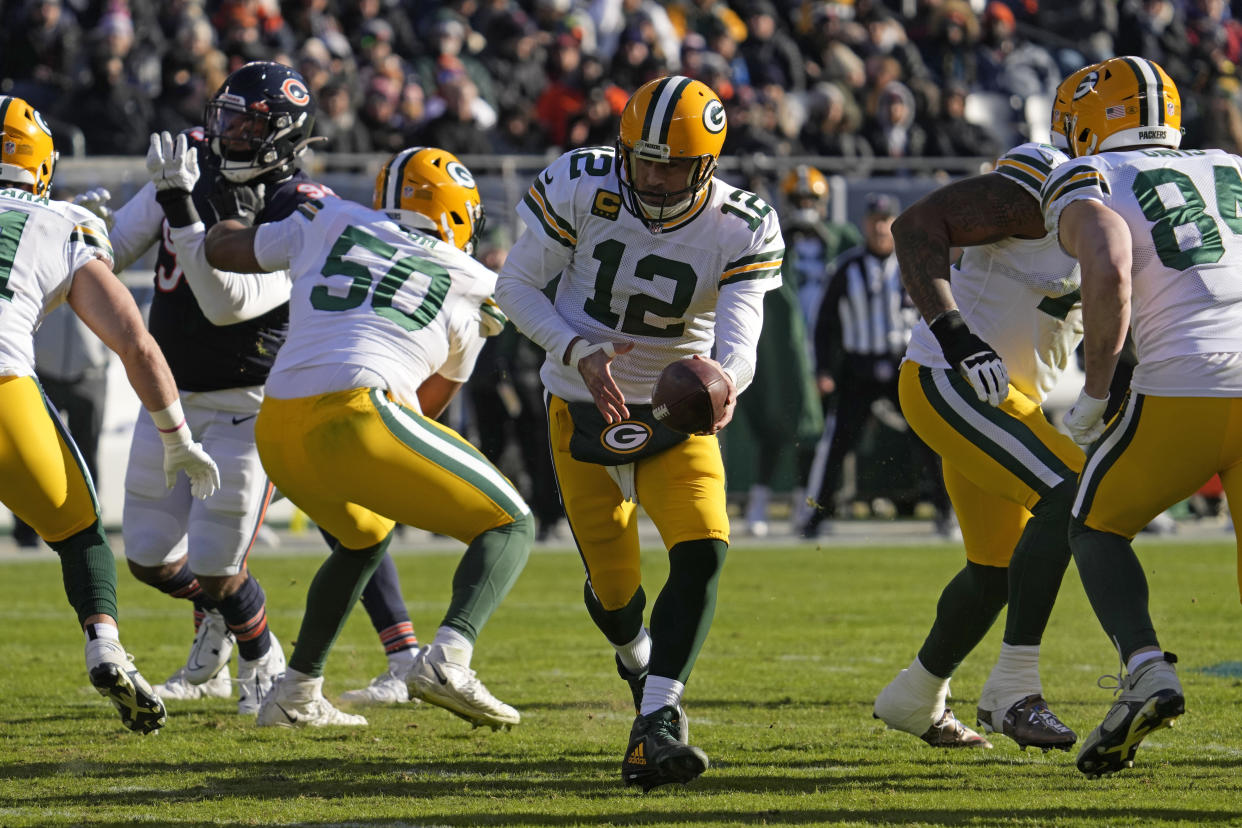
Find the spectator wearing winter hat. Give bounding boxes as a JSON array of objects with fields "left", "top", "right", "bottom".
[
  {"left": 862, "top": 80, "right": 931, "bottom": 172},
  {"left": 975, "top": 1, "right": 1060, "bottom": 99},
  {"left": 740, "top": 0, "right": 807, "bottom": 92}
]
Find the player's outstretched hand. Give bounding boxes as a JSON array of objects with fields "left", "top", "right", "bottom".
[
  {"left": 147, "top": 131, "right": 199, "bottom": 193},
  {"left": 72, "top": 187, "right": 115, "bottom": 230}
]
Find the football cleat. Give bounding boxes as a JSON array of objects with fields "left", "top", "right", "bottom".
[
  {"left": 910, "top": 707, "right": 993, "bottom": 749},
  {"left": 339, "top": 666, "right": 421, "bottom": 705},
  {"left": 153, "top": 665, "right": 233, "bottom": 701},
  {"left": 86, "top": 639, "right": 167, "bottom": 735},
  {"left": 621, "top": 705, "right": 709, "bottom": 792},
  {"left": 257, "top": 675, "right": 368, "bottom": 728},
  {"left": 1077, "top": 652, "right": 1184, "bottom": 778},
  {"left": 236, "top": 631, "right": 286, "bottom": 715},
  {"left": 616, "top": 654, "right": 647, "bottom": 715},
  {"left": 406, "top": 645, "right": 520, "bottom": 730},
  {"left": 977, "top": 694, "right": 1076, "bottom": 752},
  {"left": 184, "top": 609, "right": 235, "bottom": 684}
]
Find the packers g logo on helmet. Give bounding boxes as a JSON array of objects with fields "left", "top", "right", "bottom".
[
  {"left": 1067, "top": 56, "right": 1181, "bottom": 157},
  {"left": 616, "top": 75, "right": 727, "bottom": 231},
  {"left": 1050, "top": 63, "right": 1100, "bottom": 151},
  {"left": 374, "top": 146, "right": 486, "bottom": 255},
  {"left": 0, "top": 96, "right": 57, "bottom": 196}
]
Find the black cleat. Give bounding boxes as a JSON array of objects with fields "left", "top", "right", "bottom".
[
  {"left": 621, "top": 705, "right": 709, "bottom": 792},
  {"left": 977, "top": 695, "right": 1077, "bottom": 752},
  {"left": 1077, "top": 653, "right": 1184, "bottom": 778},
  {"left": 89, "top": 660, "right": 167, "bottom": 735}
]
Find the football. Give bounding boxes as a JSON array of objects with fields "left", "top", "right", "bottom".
[{"left": 652, "top": 357, "right": 730, "bottom": 435}]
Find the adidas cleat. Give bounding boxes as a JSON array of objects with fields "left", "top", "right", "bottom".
[
  {"left": 621, "top": 705, "right": 709, "bottom": 792},
  {"left": 912, "top": 707, "right": 993, "bottom": 749},
  {"left": 1077, "top": 652, "right": 1184, "bottom": 778},
  {"left": 406, "top": 645, "right": 519, "bottom": 730},
  {"left": 977, "top": 694, "right": 1076, "bottom": 752},
  {"left": 86, "top": 640, "right": 166, "bottom": 735}
]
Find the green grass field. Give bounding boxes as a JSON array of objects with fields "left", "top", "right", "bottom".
[{"left": 3, "top": 534, "right": 1242, "bottom": 827}]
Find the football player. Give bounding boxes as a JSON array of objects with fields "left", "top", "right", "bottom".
[
  {"left": 1044, "top": 57, "right": 1210, "bottom": 777},
  {"left": 203, "top": 147, "right": 531, "bottom": 729},
  {"left": 870, "top": 65, "right": 1099, "bottom": 752},
  {"left": 0, "top": 95, "right": 219, "bottom": 734},
  {"left": 494, "top": 75, "right": 784, "bottom": 790}
]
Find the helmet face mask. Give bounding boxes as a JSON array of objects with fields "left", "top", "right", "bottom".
[
  {"left": 1067, "top": 56, "right": 1181, "bottom": 157},
  {"left": 205, "top": 61, "right": 315, "bottom": 183},
  {"left": 1050, "top": 63, "right": 1100, "bottom": 153},
  {"left": 616, "top": 75, "right": 726, "bottom": 231},
  {"left": 0, "top": 96, "right": 57, "bottom": 196},
  {"left": 373, "top": 146, "right": 485, "bottom": 255}
]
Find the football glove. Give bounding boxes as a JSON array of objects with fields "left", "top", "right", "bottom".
[
  {"left": 208, "top": 181, "right": 265, "bottom": 227},
  {"left": 147, "top": 131, "right": 199, "bottom": 193},
  {"left": 162, "top": 439, "right": 221, "bottom": 499},
  {"left": 1062, "top": 389, "right": 1109, "bottom": 447},
  {"left": 71, "top": 187, "right": 115, "bottom": 231},
  {"left": 929, "top": 309, "right": 1009, "bottom": 407}
]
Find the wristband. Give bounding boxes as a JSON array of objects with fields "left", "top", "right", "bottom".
[
  {"left": 149, "top": 400, "right": 192, "bottom": 445},
  {"left": 563, "top": 336, "right": 585, "bottom": 366},
  {"left": 155, "top": 188, "right": 201, "bottom": 228}
]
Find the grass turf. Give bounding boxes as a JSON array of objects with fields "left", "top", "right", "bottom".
[{"left": 2, "top": 535, "right": 1241, "bottom": 826}]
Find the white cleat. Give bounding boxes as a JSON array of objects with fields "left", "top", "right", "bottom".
[
  {"left": 237, "top": 631, "right": 286, "bottom": 715},
  {"left": 86, "top": 638, "right": 166, "bottom": 734},
  {"left": 257, "top": 675, "right": 368, "bottom": 728},
  {"left": 184, "top": 609, "right": 235, "bottom": 684},
  {"left": 340, "top": 666, "right": 421, "bottom": 705},
  {"left": 406, "top": 645, "right": 520, "bottom": 730},
  {"left": 154, "top": 665, "right": 233, "bottom": 701}
]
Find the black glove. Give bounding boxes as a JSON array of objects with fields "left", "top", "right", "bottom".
[
  {"left": 929, "top": 310, "right": 1009, "bottom": 407},
  {"left": 208, "top": 181, "right": 266, "bottom": 227}
]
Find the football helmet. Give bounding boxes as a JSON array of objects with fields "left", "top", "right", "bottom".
[
  {"left": 1050, "top": 63, "right": 1099, "bottom": 152},
  {"left": 374, "top": 146, "right": 486, "bottom": 255},
  {"left": 781, "top": 165, "right": 829, "bottom": 203},
  {"left": 1067, "top": 56, "right": 1181, "bottom": 157},
  {"left": 0, "top": 96, "right": 56, "bottom": 196},
  {"left": 616, "top": 75, "right": 726, "bottom": 230},
  {"left": 205, "top": 61, "right": 316, "bottom": 183}
]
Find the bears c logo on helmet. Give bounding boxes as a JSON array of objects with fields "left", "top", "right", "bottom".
[
  {"left": 601, "top": 422, "right": 653, "bottom": 454},
  {"left": 280, "top": 78, "right": 310, "bottom": 107}
]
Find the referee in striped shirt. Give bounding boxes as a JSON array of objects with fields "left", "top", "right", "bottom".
[{"left": 802, "top": 194, "right": 954, "bottom": 538}]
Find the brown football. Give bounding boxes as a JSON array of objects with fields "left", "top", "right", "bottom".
[{"left": 652, "top": 358, "right": 730, "bottom": 435}]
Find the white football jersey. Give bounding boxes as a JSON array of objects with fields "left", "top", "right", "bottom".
[
  {"left": 904, "top": 143, "right": 1083, "bottom": 403},
  {"left": 253, "top": 197, "right": 497, "bottom": 411},
  {"left": 512, "top": 146, "right": 784, "bottom": 403},
  {"left": 1043, "top": 147, "right": 1242, "bottom": 395},
  {"left": 0, "top": 188, "right": 112, "bottom": 378}
]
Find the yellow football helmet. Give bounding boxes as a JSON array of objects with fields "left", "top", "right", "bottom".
[
  {"left": 1068, "top": 56, "right": 1181, "bottom": 156},
  {"left": 373, "top": 146, "right": 485, "bottom": 255},
  {"left": 781, "top": 165, "right": 829, "bottom": 202},
  {"left": 0, "top": 96, "right": 57, "bottom": 196},
  {"left": 1050, "top": 63, "right": 1100, "bottom": 152},
  {"left": 616, "top": 75, "right": 726, "bottom": 230}
]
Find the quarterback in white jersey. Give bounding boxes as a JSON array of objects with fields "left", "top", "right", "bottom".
[
  {"left": 0, "top": 95, "right": 219, "bottom": 735},
  {"left": 495, "top": 75, "right": 782, "bottom": 791},
  {"left": 1043, "top": 56, "right": 1220, "bottom": 778},
  {"left": 205, "top": 146, "right": 532, "bottom": 731},
  {"left": 872, "top": 67, "right": 1099, "bottom": 756}
]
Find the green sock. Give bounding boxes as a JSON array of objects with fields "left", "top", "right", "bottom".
[
  {"left": 440, "top": 513, "right": 534, "bottom": 642},
  {"left": 584, "top": 581, "right": 647, "bottom": 647},
  {"left": 917, "top": 561, "right": 1008, "bottom": 678},
  {"left": 1070, "top": 517, "right": 1159, "bottom": 658},
  {"left": 649, "top": 539, "right": 728, "bottom": 684},
  {"left": 48, "top": 519, "right": 117, "bottom": 625},
  {"left": 289, "top": 532, "right": 393, "bottom": 676},
  {"left": 1004, "top": 480, "right": 1075, "bottom": 645}
]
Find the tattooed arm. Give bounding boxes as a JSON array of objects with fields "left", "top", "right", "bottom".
[{"left": 892, "top": 173, "right": 1046, "bottom": 323}]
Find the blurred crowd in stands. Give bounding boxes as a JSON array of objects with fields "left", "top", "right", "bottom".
[{"left": 7, "top": 0, "right": 1242, "bottom": 170}]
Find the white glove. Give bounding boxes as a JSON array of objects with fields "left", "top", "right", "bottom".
[
  {"left": 958, "top": 350, "right": 1010, "bottom": 407},
  {"left": 71, "top": 187, "right": 115, "bottom": 230},
  {"left": 147, "top": 131, "right": 199, "bottom": 193},
  {"left": 1062, "top": 389, "right": 1109, "bottom": 447},
  {"left": 163, "top": 440, "right": 221, "bottom": 499}
]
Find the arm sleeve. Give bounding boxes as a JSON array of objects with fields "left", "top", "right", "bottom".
[
  {"left": 440, "top": 305, "right": 488, "bottom": 382},
  {"left": 715, "top": 279, "right": 769, "bottom": 393},
  {"left": 106, "top": 182, "right": 164, "bottom": 273},
  {"left": 169, "top": 221, "right": 293, "bottom": 324},
  {"left": 493, "top": 229, "right": 580, "bottom": 360}
]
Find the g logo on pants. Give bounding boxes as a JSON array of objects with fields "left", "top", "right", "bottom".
[{"left": 602, "top": 421, "right": 652, "bottom": 454}]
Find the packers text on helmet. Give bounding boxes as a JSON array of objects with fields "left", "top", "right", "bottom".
[
  {"left": 1068, "top": 56, "right": 1181, "bottom": 156},
  {"left": 0, "top": 96, "right": 56, "bottom": 196},
  {"left": 616, "top": 75, "right": 726, "bottom": 231},
  {"left": 374, "top": 146, "right": 486, "bottom": 255}
]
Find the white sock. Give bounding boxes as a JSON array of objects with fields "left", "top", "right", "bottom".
[
  {"left": 615, "top": 628, "right": 651, "bottom": 674},
  {"left": 85, "top": 623, "right": 120, "bottom": 643},
  {"left": 874, "top": 657, "right": 950, "bottom": 734},
  {"left": 980, "top": 643, "right": 1041, "bottom": 713},
  {"left": 432, "top": 626, "right": 474, "bottom": 668},
  {"left": 1127, "top": 650, "right": 1163, "bottom": 675},
  {"left": 389, "top": 647, "right": 418, "bottom": 672},
  {"left": 640, "top": 675, "right": 685, "bottom": 716}
]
